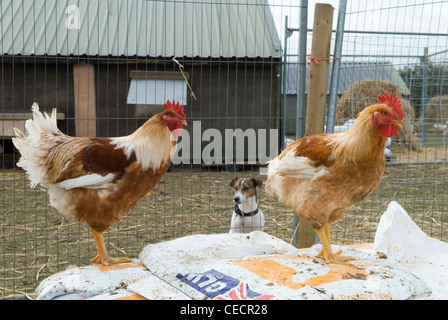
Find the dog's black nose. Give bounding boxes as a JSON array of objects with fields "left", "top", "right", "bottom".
[{"left": 233, "top": 196, "right": 240, "bottom": 203}]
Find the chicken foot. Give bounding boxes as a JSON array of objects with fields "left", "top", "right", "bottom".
[
  {"left": 90, "top": 228, "right": 132, "bottom": 266},
  {"left": 315, "top": 224, "right": 354, "bottom": 266}
]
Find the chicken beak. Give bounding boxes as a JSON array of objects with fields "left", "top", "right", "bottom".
[
  {"left": 179, "top": 120, "right": 188, "bottom": 126},
  {"left": 393, "top": 120, "right": 404, "bottom": 129}
]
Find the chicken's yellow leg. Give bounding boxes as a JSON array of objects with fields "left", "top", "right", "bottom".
[
  {"left": 90, "top": 228, "right": 132, "bottom": 266},
  {"left": 315, "top": 224, "right": 354, "bottom": 265},
  {"left": 316, "top": 224, "right": 331, "bottom": 259}
]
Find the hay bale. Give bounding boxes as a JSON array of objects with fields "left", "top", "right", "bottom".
[
  {"left": 336, "top": 79, "right": 402, "bottom": 120},
  {"left": 336, "top": 79, "right": 420, "bottom": 151}
]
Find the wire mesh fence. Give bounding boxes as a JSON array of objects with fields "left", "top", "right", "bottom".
[{"left": 1, "top": 0, "right": 447, "bottom": 299}]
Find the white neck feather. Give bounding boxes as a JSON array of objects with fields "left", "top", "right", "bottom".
[{"left": 111, "top": 126, "right": 176, "bottom": 171}]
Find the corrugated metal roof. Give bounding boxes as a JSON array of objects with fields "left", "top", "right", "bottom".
[
  {"left": 284, "top": 62, "right": 411, "bottom": 95},
  {"left": 0, "top": 0, "right": 282, "bottom": 58}
]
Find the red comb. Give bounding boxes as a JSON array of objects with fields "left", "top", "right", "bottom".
[
  {"left": 377, "top": 92, "right": 403, "bottom": 120},
  {"left": 163, "top": 100, "right": 186, "bottom": 119}
]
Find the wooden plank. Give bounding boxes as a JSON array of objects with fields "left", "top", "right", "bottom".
[
  {"left": 0, "top": 120, "right": 25, "bottom": 137},
  {"left": 0, "top": 113, "right": 65, "bottom": 120},
  {"left": 0, "top": 114, "right": 65, "bottom": 137},
  {"left": 297, "top": 3, "right": 334, "bottom": 249},
  {"left": 73, "top": 62, "right": 96, "bottom": 137},
  {"left": 130, "top": 70, "right": 188, "bottom": 80}
]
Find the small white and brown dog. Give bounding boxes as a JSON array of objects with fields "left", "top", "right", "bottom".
[{"left": 229, "top": 177, "right": 265, "bottom": 234}]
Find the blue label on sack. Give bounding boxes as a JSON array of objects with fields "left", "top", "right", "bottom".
[{"left": 176, "top": 269, "right": 274, "bottom": 300}]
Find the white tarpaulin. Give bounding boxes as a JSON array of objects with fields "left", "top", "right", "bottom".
[
  {"left": 135, "top": 231, "right": 429, "bottom": 300},
  {"left": 34, "top": 201, "right": 447, "bottom": 300},
  {"left": 34, "top": 261, "right": 151, "bottom": 300},
  {"left": 374, "top": 201, "right": 448, "bottom": 299}
]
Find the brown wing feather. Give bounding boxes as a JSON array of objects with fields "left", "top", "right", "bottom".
[
  {"left": 81, "top": 138, "right": 136, "bottom": 175},
  {"left": 280, "top": 133, "right": 336, "bottom": 168},
  {"left": 53, "top": 138, "right": 136, "bottom": 184}
]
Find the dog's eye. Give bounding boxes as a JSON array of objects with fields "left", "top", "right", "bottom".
[
  {"left": 243, "top": 187, "right": 248, "bottom": 191},
  {"left": 234, "top": 187, "right": 238, "bottom": 190}
]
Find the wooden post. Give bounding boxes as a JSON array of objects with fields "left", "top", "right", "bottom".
[
  {"left": 73, "top": 62, "right": 96, "bottom": 137},
  {"left": 297, "top": 3, "right": 334, "bottom": 249}
]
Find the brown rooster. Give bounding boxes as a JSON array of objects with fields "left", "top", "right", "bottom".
[
  {"left": 266, "top": 92, "right": 403, "bottom": 265},
  {"left": 13, "top": 100, "right": 187, "bottom": 266}
]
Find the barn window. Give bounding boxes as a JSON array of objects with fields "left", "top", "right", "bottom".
[{"left": 127, "top": 71, "right": 188, "bottom": 117}]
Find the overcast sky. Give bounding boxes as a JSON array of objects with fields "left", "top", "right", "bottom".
[{"left": 269, "top": 0, "right": 448, "bottom": 67}]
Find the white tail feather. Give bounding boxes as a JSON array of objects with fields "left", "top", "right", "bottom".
[
  {"left": 58, "top": 173, "right": 116, "bottom": 190},
  {"left": 25, "top": 103, "right": 60, "bottom": 136},
  {"left": 12, "top": 103, "right": 63, "bottom": 188}
]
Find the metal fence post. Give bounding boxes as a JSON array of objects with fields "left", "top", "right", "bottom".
[
  {"left": 295, "top": 0, "right": 308, "bottom": 141},
  {"left": 420, "top": 47, "right": 429, "bottom": 147},
  {"left": 292, "top": 0, "right": 308, "bottom": 247},
  {"left": 327, "top": 0, "right": 347, "bottom": 133}
]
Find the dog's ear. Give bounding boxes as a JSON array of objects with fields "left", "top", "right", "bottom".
[
  {"left": 230, "top": 177, "right": 239, "bottom": 188},
  {"left": 251, "top": 178, "right": 263, "bottom": 188}
]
